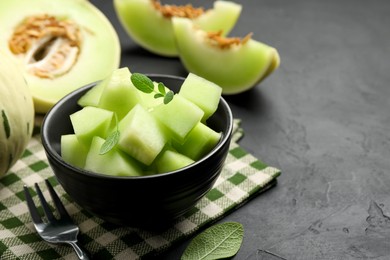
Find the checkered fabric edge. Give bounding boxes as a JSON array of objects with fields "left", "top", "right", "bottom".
[{"left": 0, "top": 119, "right": 281, "bottom": 259}]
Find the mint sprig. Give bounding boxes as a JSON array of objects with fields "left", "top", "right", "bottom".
[{"left": 131, "top": 73, "right": 174, "bottom": 104}]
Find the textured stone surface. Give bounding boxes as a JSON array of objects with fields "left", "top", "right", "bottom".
[{"left": 92, "top": 0, "right": 390, "bottom": 258}]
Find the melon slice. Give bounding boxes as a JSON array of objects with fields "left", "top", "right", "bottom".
[
  {"left": 85, "top": 136, "right": 143, "bottom": 177},
  {"left": 172, "top": 17, "right": 280, "bottom": 94},
  {"left": 70, "top": 106, "right": 114, "bottom": 145},
  {"left": 151, "top": 94, "right": 204, "bottom": 143},
  {"left": 154, "top": 148, "right": 194, "bottom": 173},
  {"left": 61, "top": 134, "right": 88, "bottom": 168},
  {"left": 113, "top": 0, "right": 241, "bottom": 56},
  {"left": 118, "top": 104, "right": 167, "bottom": 165},
  {"left": 173, "top": 122, "right": 221, "bottom": 161},
  {"left": 0, "top": 0, "right": 120, "bottom": 113},
  {"left": 179, "top": 73, "right": 222, "bottom": 122}
]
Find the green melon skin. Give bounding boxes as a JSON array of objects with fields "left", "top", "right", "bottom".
[
  {"left": 85, "top": 136, "right": 143, "bottom": 177},
  {"left": 154, "top": 148, "right": 194, "bottom": 174},
  {"left": 113, "top": 0, "right": 241, "bottom": 57},
  {"left": 61, "top": 134, "right": 89, "bottom": 169},
  {"left": 151, "top": 94, "right": 204, "bottom": 144},
  {"left": 172, "top": 17, "right": 279, "bottom": 94},
  {"left": 0, "top": 0, "right": 121, "bottom": 113},
  {"left": 70, "top": 106, "right": 114, "bottom": 145},
  {"left": 0, "top": 50, "right": 35, "bottom": 178},
  {"left": 173, "top": 122, "right": 221, "bottom": 161},
  {"left": 179, "top": 73, "right": 222, "bottom": 122},
  {"left": 118, "top": 104, "right": 167, "bottom": 166}
]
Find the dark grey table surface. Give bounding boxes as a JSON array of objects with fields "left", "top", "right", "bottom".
[{"left": 91, "top": 0, "right": 390, "bottom": 259}]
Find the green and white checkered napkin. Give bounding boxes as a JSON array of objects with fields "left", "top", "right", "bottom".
[{"left": 0, "top": 119, "right": 280, "bottom": 259}]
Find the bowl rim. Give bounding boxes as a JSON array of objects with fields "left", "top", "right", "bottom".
[{"left": 41, "top": 73, "right": 234, "bottom": 180}]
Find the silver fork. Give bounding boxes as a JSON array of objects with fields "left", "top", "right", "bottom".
[{"left": 24, "top": 179, "right": 90, "bottom": 260}]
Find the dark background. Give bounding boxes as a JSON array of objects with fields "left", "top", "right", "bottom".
[{"left": 91, "top": 0, "right": 390, "bottom": 259}]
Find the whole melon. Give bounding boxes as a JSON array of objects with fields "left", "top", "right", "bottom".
[{"left": 0, "top": 50, "right": 35, "bottom": 178}]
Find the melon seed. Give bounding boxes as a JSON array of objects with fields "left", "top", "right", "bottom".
[{"left": 8, "top": 14, "right": 81, "bottom": 79}]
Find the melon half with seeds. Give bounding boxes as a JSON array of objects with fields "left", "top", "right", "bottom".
[
  {"left": 114, "top": 0, "right": 241, "bottom": 56},
  {"left": 0, "top": 0, "right": 121, "bottom": 113},
  {"left": 172, "top": 17, "right": 280, "bottom": 94}
]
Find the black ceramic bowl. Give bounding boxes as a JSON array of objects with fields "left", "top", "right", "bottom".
[{"left": 41, "top": 74, "right": 233, "bottom": 229}]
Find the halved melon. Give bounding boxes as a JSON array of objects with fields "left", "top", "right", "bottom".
[
  {"left": 0, "top": 0, "right": 121, "bottom": 113},
  {"left": 113, "top": 0, "right": 241, "bottom": 56},
  {"left": 172, "top": 17, "right": 280, "bottom": 94}
]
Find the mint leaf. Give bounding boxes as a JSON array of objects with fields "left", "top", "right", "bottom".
[
  {"left": 164, "top": 90, "right": 174, "bottom": 104},
  {"left": 99, "top": 113, "right": 120, "bottom": 155},
  {"left": 99, "top": 130, "right": 120, "bottom": 155},
  {"left": 158, "top": 82, "right": 166, "bottom": 94},
  {"left": 181, "top": 222, "right": 244, "bottom": 260},
  {"left": 131, "top": 73, "right": 154, "bottom": 93},
  {"left": 154, "top": 93, "right": 164, "bottom": 99}
]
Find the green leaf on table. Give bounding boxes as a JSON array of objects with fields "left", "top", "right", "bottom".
[{"left": 181, "top": 222, "right": 244, "bottom": 260}]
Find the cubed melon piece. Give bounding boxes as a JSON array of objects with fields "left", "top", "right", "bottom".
[
  {"left": 97, "top": 67, "right": 142, "bottom": 120},
  {"left": 118, "top": 104, "right": 167, "bottom": 165},
  {"left": 151, "top": 94, "right": 204, "bottom": 143},
  {"left": 179, "top": 73, "right": 222, "bottom": 122},
  {"left": 70, "top": 106, "right": 114, "bottom": 145},
  {"left": 173, "top": 122, "right": 221, "bottom": 161},
  {"left": 61, "top": 134, "right": 89, "bottom": 168},
  {"left": 154, "top": 149, "right": 194, "bottom": 173},
  {"left": 85, "top": 136, "right": 143, "bottom": 177},
  {"left": 77, "top": 78, "right": 107, "bottom": 107}
]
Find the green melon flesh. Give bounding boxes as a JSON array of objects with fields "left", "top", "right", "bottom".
[
  {"left": 172, "top": 17, "right": 279, "bottom": 94},
  {"left": 154, "top": 149, "right": 194, "bottom": 173},
  {"left": 118, "top": 104, "right": 167, "bottom": 165},
  {"left": 77, "top": 78, "right": 108, "bottom": 107},
  {"left": 173, "top": 122, "right": 221, "bottom": 161},
  {"left": 151, "top": 94, "right": 204, "bottom": 143},
  {"left": 113, "top": 0, "right": 241, "bottom": 57},
  {"left": 0, "top": 0, "right": 120, "bottom": 113},
  {"left": 61, "top": 134, "right": 88, "bottom": 168},
  {"left": 70, "top": 106, "right": 114, "bottom": 145},
  {"left": 85, "top": 136, "right": 143, "bottom": 177},
  {"left": 179, "top": 73, "right": 222, "bottom": 122},
  {"left": 97, "top": 68, "right": 142, "bottom": 120}
]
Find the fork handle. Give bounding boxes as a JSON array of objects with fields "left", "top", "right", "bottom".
[{"left": 68, "top": 241, "right": 90, "bottom": 260}]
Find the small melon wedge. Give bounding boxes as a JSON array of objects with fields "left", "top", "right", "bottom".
[
  {"left": 179, "top": 73, "right": 222, "bottom": 122},
  {"left": 173, "top": 122, "right": 221, "bottom": 161},
  {"left": 118, "top": 104, "right": 167, "bottom": 165},
  {"left": 61, "top": 134, "right": 88, "bottom": 168},
  {"left": 151, "top": 94, "right": 204, "bottom": 143},
  {"left": 172, "top": 17, "right": 279, "bottom": 94},
  {"left": 77, "top": 78, "right": 107, "bottom": 107},
  {"left": 85, "top": 136, "right": 143, "bottom": 177},
  {"left": 154, "top": 148, "right": 194, "bottom": 173},
  {"left": 70, "top": 106, "right": 114, "bottom": 145},
  {"left": 113, "top": 0, "right": 241, "bottom": 57}
]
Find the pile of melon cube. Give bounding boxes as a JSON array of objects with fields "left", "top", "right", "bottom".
[{"left": 61, "top": 68, "right": 223, "bottom": 176}]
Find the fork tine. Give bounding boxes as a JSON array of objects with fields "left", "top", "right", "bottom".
[
  {"left": 35, "top": 183, "right": 56, "bottom": 222},
  {"left": 45, "top": 179, "right": 71, "bottom": 220},
  {"left": 23, "top": 185, "right": 43, "bottom": 224}
]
